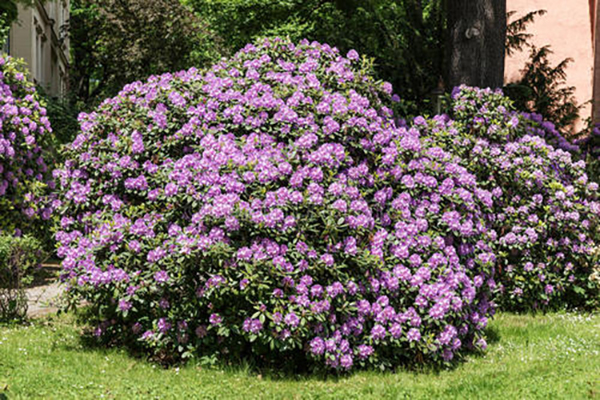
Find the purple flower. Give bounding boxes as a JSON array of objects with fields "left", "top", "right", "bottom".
[
  {"left": 320, "top": 253, "right": 334, "bottom": 266},
  {"left": 407, "top": 328, "right": 421, "bottom": 342},
  {"left": 242, "top": 318, "right": 263, "bottom": 333},
  {"left": 442, "top": 349, "right": 454, "bottom": 361},
  {"left": 476, "top": 337, "right": 487, "bottom": 350},
  {"left": 141, "top": 330, "right": 154, "bottom": 341},
  {"left": 284, "top": 312, "right": 300, "bottom": 327},
  {"left": 389, "top": 323, "right": 402, "bottom": 338},
  {"left": 159, "top": 298, "right": 170, "bottom": 309},
  {"left": 157, "top": 318, "right": 171, "bottom": 333},
  {"left": 164, "top": 183, "right": 178, "bottom": 197},
  {"left": 356, "top": 344, "right": 374, "bottom": 359},
  {"left": 346, "top": 49, "right": 359, "bottom": 61},
  {"left": 339, "top": 354, "right": 353, "bottom": 369},
  {"left": 154, "top": 270, "right": 169, "bottom": 283},
  {"left": 129, "top": 240, "right": 141, "bottom": 253},
  {"left": 310, "top": 337, "right": 325, "bottom": 355},
  {"left": 371, "top": 324, "right": 387, "bottom": 340},
  {"left": 118, "top": 300, "right": 132, "bottom": 312},
  {"left": 237, "top": 247, "right": 253, "bottom": 261},
  {"left": 148, "top": 248, "right": 166, "bottom": 263},
  {"left": 209, "top": 313, "right": 222, "bottom": 325}
]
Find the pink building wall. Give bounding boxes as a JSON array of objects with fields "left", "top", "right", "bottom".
[{"left": 505, "top": 0, "right": 596, "bottom": 131}]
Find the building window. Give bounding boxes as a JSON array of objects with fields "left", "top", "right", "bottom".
[{"left": 35, "top": 32, "right": 46, "bottom": 86}]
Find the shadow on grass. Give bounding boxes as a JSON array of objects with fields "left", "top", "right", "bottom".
[
  {"left": 485, "top": 325, "right": 501, "bottom": 345},
  {"left": 48, "top": 307, "right": 509, "bottom": 383}
]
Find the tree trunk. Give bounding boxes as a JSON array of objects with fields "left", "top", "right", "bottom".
[{"left": 447, "top": 0, "right": 507, "bottom": 89}]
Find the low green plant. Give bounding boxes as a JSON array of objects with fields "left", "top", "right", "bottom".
[{"left": 0, "top": 235, "right": 45, "bottom": 321}]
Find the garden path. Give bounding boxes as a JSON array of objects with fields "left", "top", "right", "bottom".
[{"left": 25, "top": 263, "right": 63, "bottom": 317}]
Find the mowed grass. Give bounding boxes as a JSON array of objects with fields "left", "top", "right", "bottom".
[{"left": 0, "top": 312, "right": 599, "bottom": 399}]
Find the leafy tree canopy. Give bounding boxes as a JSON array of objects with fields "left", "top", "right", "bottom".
[
  {"left": 70, "top": 0, "right": 223, "bottom": 107},
  {"left": 185, "top": 0, "right": 445, "bottom": 115}
]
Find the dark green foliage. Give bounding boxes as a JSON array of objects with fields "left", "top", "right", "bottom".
[
  {"left": 503, "top": 10, "right": 581, "bottom": 133},
  {"left": 36, "top": 88, "right": 80, "bottom": 146},
  {"left": 66, "top": 1, "right": 552, "bottom": 117},
  {"left": 43, "top": 95, "right": 79, "bottom": 145},
  {"left": 505, "top": 9, "right": 547, "bottom": 56},
  {"left": 504, "top": 46, "right": 581, "bottom": 132}
]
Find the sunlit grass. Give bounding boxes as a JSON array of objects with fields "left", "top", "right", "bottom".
[{"left": 0, "top": 312, "right": 599, "bottom": 399}]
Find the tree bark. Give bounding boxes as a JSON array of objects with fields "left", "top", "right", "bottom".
[{"left": 447, "top": 0, "right": 507, "bottom": 89}]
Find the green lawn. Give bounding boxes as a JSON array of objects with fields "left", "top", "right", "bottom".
[{"left": 0, "top": 312, "right": 599, "bottom": 399}]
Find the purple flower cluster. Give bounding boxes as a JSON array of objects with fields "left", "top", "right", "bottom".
[
  {"left": 0, "top": 55, "right": 54, "bottom": 235},
  {"left": 55, "top": 39, "right": 495, "bottom": 371}
]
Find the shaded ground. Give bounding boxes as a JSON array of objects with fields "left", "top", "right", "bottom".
[{"left": 25, "top": 263, "right": 63, "bottom": 317}]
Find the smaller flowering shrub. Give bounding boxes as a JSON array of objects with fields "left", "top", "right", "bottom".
[
  {"left": 422, "top": 86, "right": 600, "bottom": 310},
  {"left": 0, "top": 55, "right": 54, "bottom": 237},
  {"left": 55, "top": 39, "right": 496, "bottom": 371}
]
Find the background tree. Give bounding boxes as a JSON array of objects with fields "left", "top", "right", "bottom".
[
  {"left": 446, "top": 0, "right": 507, "bottom": 89},
  {"left": 69, "top": 0, "right": 223, "bottom": 108},
  {"left": 186, "top": 0, "right": 446, "bottom": 115},
  {"left": 505, "top": 9, "right": 546, "bottom": 56},
  {"left": 505, "top": 46, "right": 580, "bottom": 132}
]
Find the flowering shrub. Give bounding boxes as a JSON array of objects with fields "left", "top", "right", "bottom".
[
  {"left": 55, "top": 39, "right": 496, "bottom": 371},
  {"left": 421, "top": 86, "right": 600, "bottom": 310},
  {"left": 0, "top": 55, "right": 54, "bottom": 236}
]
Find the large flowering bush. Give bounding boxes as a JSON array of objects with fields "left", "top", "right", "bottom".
[
  {"left": 0, "top": 55, "right": 54, "bottom": 236},
  {"left": 55, "top": 39, "right": 496, "bottom": 370},
  {"left": 418, "top": 86, "right": 600, "bottom": 310}
]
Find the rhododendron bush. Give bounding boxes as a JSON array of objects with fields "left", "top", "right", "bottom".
[
  {"left": 420, "top": 86, "right": 600, "bottom": 310},
  {"left": 54, "top": 39, "right": 497, "bottom": 370},
  {"left": 0, "top": 55, "right": 54, "bottom": 236}
]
